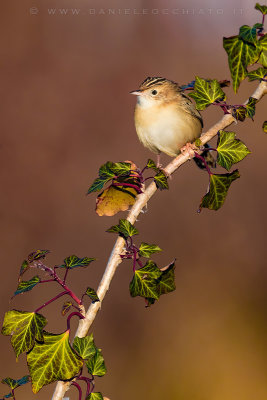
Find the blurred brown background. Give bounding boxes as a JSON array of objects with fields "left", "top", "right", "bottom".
[{"left": 0, "top": 0, "right": 267, "bottom": 399}]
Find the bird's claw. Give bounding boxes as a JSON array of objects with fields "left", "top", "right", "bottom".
[{"left": 181, "top": 142, "right": 197, "bottom": 159}]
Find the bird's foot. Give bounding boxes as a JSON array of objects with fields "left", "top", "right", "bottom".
[{"left": 181, "top": 142, "right": 197, "bottom": 159}]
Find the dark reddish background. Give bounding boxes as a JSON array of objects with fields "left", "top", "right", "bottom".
[{"left": 0, "top": 1, "right": 267, "bottom": 399}]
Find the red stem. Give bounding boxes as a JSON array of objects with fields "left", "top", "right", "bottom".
[
  {"left": 71, "top": 382, "right": 82, "bottom": 400},
  {"left": 194, "top": 152, "right": 212, "bottom": 176},
  {"left": 34, "top": 261, "right": 82, "bottom": 305},
  {"left": 66, "top": 312, "right": 85, "bottom": 331},
  {"left": 34, "top": 291, "right": 69, "bottom": 313},
  {"left": 112, "top": 181, "right": 142, "bottom": 194},
  {"left": 77, "top": 376, "right": 92, "bottom": 397}
]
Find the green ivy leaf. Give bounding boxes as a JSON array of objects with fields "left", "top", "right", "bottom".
[
  {"left": 263, "top": 121, "right": 267, "bottom": 133},
  {"left": 188, "top": 76, "right": 226, "bottom": 110},
  {"left": 245, "top": 97, "right": 257, "bottom": 119},
  {"left": 223, "top": 35, "right": 260, "bottom": 92},
  {"left": 1, "top": 310, "right": 47, "bottom": 358},
  {"left": 258, "top": 34, "right": 267, "bottom": 67},
  {"left": 98, "top": 161, "right": 116, "bottom": 179},
  {"left": 138, "top": 243, "right": 162, "bottom": 258},
  {"left": 154, "top": 171, "right": 169, "bottom": 190},
  {"left": 86, "top": 348, "right": 107, "bottom": 377},
  {"left": 217, "top": 130, "right": 251, "bottom": 171},
  {"left": 27, "top": 331, "right": 83, "bottom": 393},
  {"left": 61, "top": 301, "right": 73, "bottom": 316},
  {"left": 1, "top": 376, "right": 30, "bottom": 390},
  {"left": 19, "top": 260, "right": 29, "bottom": 281},
  {"left": 85, "top": 287, "right": 100, "bottom": 303},
  {"left": 28, "top": 250, "right": 50, "bottom": 263},
  {"left": 110, "top": 162, "right": 132, "bottom": 176},
  {"left": 129, "top": 261, "right": 162, "bottom": 300},
  {"left": 86, "top": 392, "right": 104, "bottom": 400},
  {"left": 156, "top": 262, "right": 176, "bottom": 297},
  {"left": 146, "top": 159, "right": 158, "bottom": 171},
  {"left": 255, "top": 3, "right": 267, "bottom": 14},
  {"left": 14, "top": 276, "right": 40, "bottom": 296},
  {"left": 106, "top": 219, "right": 139, "bottom": 238},
  {"left": 247, "top": 66, "right": 267, "bottom": 81},
  {"left": 73, "top": 334, "right": 97, "bottom": 360},
  {"left": 199, "top": 170, "right": 240, "bottom": 212},
  {"left": 87, "top": 177, "right": 112, "bottom": 194},
  {"left": 239, "top": 25, "right": 257, "bottom": 46},
  {"left": 59, "top": 255, "right": 95, "bottom": 269},
  {"left": 232, "top": 106, "right": 247, "bottom": 122}
]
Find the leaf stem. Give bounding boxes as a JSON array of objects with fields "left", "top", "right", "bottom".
[
  {"left": 63, "top": 268, "right": 69, "bottom": 284},
  {"left": 33, "top": 261, "right": 82, "bottom": 305},
  {"left": 34, "top": 291, "right": 69, "bottom": 313},
  {"left": 71, "top": 382, "right": 82, "bottom": 400},
  {"left": 112, "top": 181, "right": 142, "bottom": 194},
  {"left": 194, "top": 152, "right": 212, "bottom": 175},
  {"left": 77, "top": 376, "right": 92, "bottom": 397},
  {"left": 66, "top": 312, "right": 85, "bottom": 331}
]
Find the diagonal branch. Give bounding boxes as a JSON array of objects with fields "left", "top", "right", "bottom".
[{"left": 52, "top": 80, "right": 267, "bottom": 400}]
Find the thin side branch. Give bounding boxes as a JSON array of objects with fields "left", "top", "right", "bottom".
[{"left": 52, "top": 80, "right": 267, "bottom": 400}]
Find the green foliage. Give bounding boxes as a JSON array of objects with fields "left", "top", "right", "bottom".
[
  {"left": 146, "top": 158, "right": 158, "bottom": 171},
  {"left": 263, "top": 121, "right": 267, "bottom": 133},
  {"left": 189, "top": 76, "right": 226, "bottom": 110},
  {"left": 59, "top": 255, "right": 95, "bottom": 269},
  {"left": 223, "top": 34, "right": 260, "bottom": 92},
  {"left": 138, "top": 242, "right": 162, "bottom": 258},
  {"left": 86, "top": 348, "right": 107, "bottom": 377},
  {"left": 1, "top": 376, "right": 30, "bottom": 390},
  {"left": 129, "top": 261, "right": 162, "bottom": 300},
  {"left": 129, "top": 260, "right": 176, "bottom": 304},
  {"left": 1, "top": 311, "right": 46, "bottom": 358},
  {"left": 232, "top": 106, "right": 247, "bottom": 122},
  {"left": 85, "top": 287, "right": 100, "bottom": 303},
  {"left": 199, "top": 170, "right": 240, "bottom": 211},
  {"left": 111, "top": 162, "right": 132, "bottom": 176},
  {"left": 247, "top": 66, "right": 267, "bottom": 81},
  {"left": 14, "top": 276, "right": 40, "bottom": 296},
  {"left": 154, "top": 171, "right": 169, "bottom": 190},
  {"left": 73, "top": 334, "right": 97, "bottom": 360},
  {"left": 255, "top": 3, "right": 267, "bottom": 14},
  {"left": 61, "top": 301, "right": 73, "bottom": 316},
  {"left": 245, "top": 97, "right": 257, "bottom": 119},
  {"left": 259, "top": 34, "right": 267, "bottom": 67},
  {"left": 86, "top": 392, "right": 104, "bottom": 400},
  {"left": 239, "top": 24, "right": 258, "bottom": 45},
  {"left": 88, "top": 161, "right": 132, "bottom": 194},
  {"left": 27, "top": 331, "right": 83, "bottom": 393},
  {"left": 19, "top": 260, "right": 29, "bottom": 280},
  {"left": 106, "top": 219, "right": 138, "bottom": 238},
  {"left": 217, "top": 130, "right": 251, "bottom": 171},
  {"left": 28, "top": 250, "right": 49, "bottom": 263},
  {"left": 145, "top": 261, "right": 176, "bottom": 307}
]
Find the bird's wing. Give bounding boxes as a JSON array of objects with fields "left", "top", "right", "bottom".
[{"left": 179, "top": 92, "right": 203, "bottom": 128}]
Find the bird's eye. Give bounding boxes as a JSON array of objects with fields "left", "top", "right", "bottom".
[{"left": 151, "top": 89, "right": 157, "bottom": 95}]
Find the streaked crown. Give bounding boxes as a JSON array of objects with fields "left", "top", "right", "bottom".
[{"left": 139, "top": 76, "right": 179, "bottom": 91}]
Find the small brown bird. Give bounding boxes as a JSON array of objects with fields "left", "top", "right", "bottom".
[{"left": 131, "top": 77, "right": 203, "bottom": 166}]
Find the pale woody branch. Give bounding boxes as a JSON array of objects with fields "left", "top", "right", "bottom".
[{"left": 52, "top": 79, "right": 267, "bottom": 400}]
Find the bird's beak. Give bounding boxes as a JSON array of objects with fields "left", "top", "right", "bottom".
[{"left": 130, "top": 90, "right": 141, "bottom": 96}]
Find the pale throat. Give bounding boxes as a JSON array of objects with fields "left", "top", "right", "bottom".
[{"left": 137, "top": 95, "right": 157, "bottom": 109}]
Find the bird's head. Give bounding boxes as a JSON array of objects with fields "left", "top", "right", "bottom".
[{"left": 130, "top": 77, "right": 181, "bottom": 108}]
